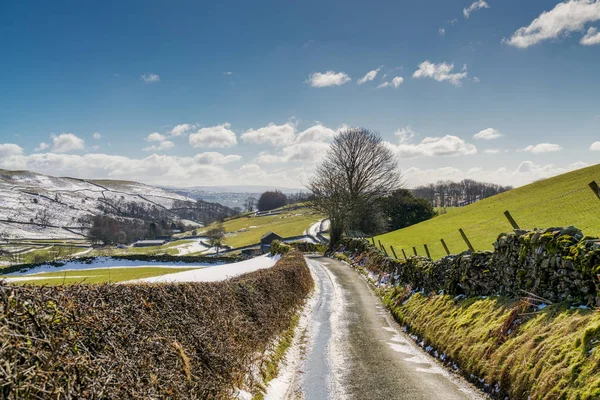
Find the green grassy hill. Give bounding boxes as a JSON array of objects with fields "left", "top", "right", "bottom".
[
  {"left": 375, "top": 164, "right": 600, "bottom": 260},
  {"left": 190, "top": 204, "right": 323, "bottom": 249}
]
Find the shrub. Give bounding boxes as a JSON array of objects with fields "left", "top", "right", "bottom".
[
  {"left": 270, "top": 240, "right": 291, "bottom": 256},
  {"left": 0, "top": 250, "right": 313, "bottom": 399}
]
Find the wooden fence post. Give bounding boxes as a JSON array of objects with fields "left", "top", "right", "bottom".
[
  {"left": 402, "top": 249, "right": 408, "bottom": 260},
  {"left": 589, "top": 181, "right": 600, "bottom": 200},
  {"left": 424, "top": 244, "right": 431, "bottom": 259},
  {"left": 504, "top": 210, "right": 520, "bottom": 230},
  {"left": 413, "top": 247, "right": 418, "bottom": 256},
  {"left": 440, "top": 239, "right": 450, "bottom": 256},
  {"left": 390, "top": 246, "right": 398, "bottom": 259},
  {"left": 459, "top": 228, "right": 475, "bottom": 252},
  {"left": 371, "top": 237, "right": 376, "bottom": 246}
]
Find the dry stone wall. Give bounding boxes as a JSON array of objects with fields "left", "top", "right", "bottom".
[{"left": 339, "top": 226, "right": 600, "bottom": 306}]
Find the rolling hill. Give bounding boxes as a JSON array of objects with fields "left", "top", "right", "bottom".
[
  {"left": 375, "top": 164, "right": 600, "bottom": 260},
  {"left": 0, "top": 169, "right": 234, "bottom": 240}
]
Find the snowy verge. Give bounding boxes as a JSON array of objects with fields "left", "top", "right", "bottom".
[{"left": 127, "top": 254, "right": 280, "bottom": 283}]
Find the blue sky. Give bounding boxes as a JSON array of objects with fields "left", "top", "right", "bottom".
[{"left": 1, "top": 0, "right": 599, "bottom": 188}]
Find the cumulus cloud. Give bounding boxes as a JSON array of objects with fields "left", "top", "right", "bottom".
[
  {"left": 377, "top": 77, "right": 404, "bottom": 89},
  {"left": 387, "top": 134, "right": 477, "bottom": 158},
  {"left": 143, "top": 141, "right": 175, "bottom": 152},
  {"left": 92, "top": 132, "right": 102, "bottom": 140},
  {"left": 505, "top": 0, "right": 600, "bottom": 48},
  {"left": 194, "top": 152, "right": 241, "bottom": 165},
  {"left": 141, "top": 73, "right": 160, "bottom": 83},
  {"left": 189, "top": 123, "right": 238, "bottom": 148},
  {"left": 170, "top": 124, "right": 195, "bottom": 136},
  {"left": 395, "top": 127, "right": 417, "bottom": 144},
  {"left": 35, "top": 142, "right": 49, "bottom": 152},
  {"left": 463, "top": 0, "right": 490, "bottom": 18},
  {"left": 520, "top": 143, "right": 563, "bottom": 154},
  {"left": 590, "top": 141, "right": 600, "bottom": 150},
  {"left": 581, "top": 26, "right": 600, "bottom": 45},
  {"left": 474, "top": 128, "right": 503, "bottom": 140},
  {"left": 146, "top": 132, "right": 167, "bottom": 142},
  {"left": 0, "top": 143, "right": 24, "bottom": 158},
  {"left": 439, "top": 28, "right": 446, "bottom": 36},
  {"left": 357, "top": 67, "right": 381, "bottom": 85},
  {"left": 412, "top": 61, "right": 468, "bottom": 86},
  {"left": 295, "top": 124, "right": 337, "bottom": 143},
  {"left": 241, "top": 122, "right": 296, "bottom": 147},
  {"left": 306, "top": 71, "right": 351, "bottom": 87},
  {"left": 52, "top": 133, "right": 85, "bottom": 153}
]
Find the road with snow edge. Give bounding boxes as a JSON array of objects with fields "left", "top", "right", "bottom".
[{"left": 265, "top": 256, "right": 486, "bottom": 400}]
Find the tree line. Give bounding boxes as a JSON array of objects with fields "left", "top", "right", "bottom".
[{"left": 412, "top": 180, "right": 512, "bottom": 208}]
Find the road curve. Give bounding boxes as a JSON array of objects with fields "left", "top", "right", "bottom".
[{"left": 269, "top": 255, "right": 486, "bottom": 400}]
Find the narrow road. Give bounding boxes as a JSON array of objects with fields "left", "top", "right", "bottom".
[{"left": 268, "top": 256, "right": 486, "bottom": 400}]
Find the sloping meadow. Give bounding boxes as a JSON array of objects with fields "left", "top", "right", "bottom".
[{"left": 0, "top": 250, "right": 313, "bottom": 399}]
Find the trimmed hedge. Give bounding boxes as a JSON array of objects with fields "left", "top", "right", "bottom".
[{"left": 0, "top": 250, "right": 312, "bottom": 399}]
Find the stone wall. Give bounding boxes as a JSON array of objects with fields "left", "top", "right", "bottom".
[{"left": 339, "top": 226, "right": 600, "bottom": 306}]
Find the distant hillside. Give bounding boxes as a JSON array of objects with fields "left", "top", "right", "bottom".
[
  {"left": 0, "top": 169, "right": 235, "bottom": 240},
  {"left": 375, "top": 164, "right": 600, "bottom": 260}
]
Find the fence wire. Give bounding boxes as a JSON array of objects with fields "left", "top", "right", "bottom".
[{"left": 381, "top": 184, "right": 600, "bottom": 261}]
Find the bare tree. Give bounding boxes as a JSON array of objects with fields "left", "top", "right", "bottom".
[
  {"left": 36, "top": 207, "right": 52, "bottom": 228},
  {"left": 244, "top": 197, "right": 256, "bottom": 213},
  {"left": 308, "top": 127, "right": 401, "bottom": 246},
  {"left": 206, "top": 223, "right": 226, "bottom": 254}
]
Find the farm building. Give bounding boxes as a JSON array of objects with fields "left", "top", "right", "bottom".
[
  {"left": 260, "top": 231, "right": 283, "bottom": 251},
  {"left": 133, "top": 239, "right": 167, "bottom": 247}
]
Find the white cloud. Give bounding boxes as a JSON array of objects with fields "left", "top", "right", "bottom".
[
  {"left": 189, "top": 123, "right": 237, "bottom": 148},
  {"left": 581, "top": 26, "right": 600, "bottom": 45},
  {"left": 241, "top": 122, "right": 296, "bottom": 147},
  {"left": 0, "top": 143, "right": 24, "bottom": 158},
  {"left": 412, "top": 61, "right": 468, "bottom": 86},
  {"left": 52, "top": 133, "right": 85, "bottom": 153},
  {"left": 170, "top": 124, "right": 195, "bottom": 136},
  {"left": 296, "top": 124, "right": 337, "bottom": 143},
  {"left": 474, "top": 128, "right": 503, "bottom": 140},
  {"left": 505, "top": 0, "right": 600, "bottom": 48},
  {"left": 395, "top": 127, "right": 417, "bottom": 144},
  {"left": 35, "top": 142, "right": 49, "bottom": 152},
  {"left": 484, "top": 149, "right": 500, "bottom": 154},
  {"left": 357, "top": 67, "right": 381, "bottom": 85},
  {"left": 377, "top": 76, "right": 404, "bottom": 89},
  {"left": 306, "top": 71, "right": 351, "bottom": 87},
  {"left": 520, "top": 143, "right": 563, "bottom": 154},
  {"left": 141, "top": 73, "right": 160, "bottom": 83},
  {"left": 146, "top": 132, "right": 167, "bottom": 142},
  {"left": 194, "top": 152, "right": 241, "bottom": 165},
  {"left": 143, "top": 141, "right": 175, "bottom": 152},
  {"left": 439, "top": 28, "right": 446, "bottom": 36},
  {"left": 224, "top": 71, "right": 233, "bottom": 75},
  {"left": 472, "top": 76, "right": 481, "bottom": 83},
  {"left": 403, "top": 161, "right": 588, "bottom": 188},
  {"left": 590, "top": 141, "right": 600, "bottom": 150},
  {"left": 387, "top": 134, "right": 477, "bottom": 158},
  {"left": 92, "top": 132, "right": 102, "bottom": 140},
  {"left": 463, "top": 0, "right": 490, "bottom": 18}
]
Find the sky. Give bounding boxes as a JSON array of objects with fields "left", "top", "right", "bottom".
[{"left": 1, "top": 0, "right": 599, "bottom": 189}]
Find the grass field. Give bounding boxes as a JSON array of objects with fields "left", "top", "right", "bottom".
[
  {"left": 375, "top": 164, "right": 600, "bottom": 260},
  {"left": 201, "top": 205, "right": 323, "bottom": 248},
  {"left": 1, "top": 266, "right": 200, "bottom": 285},
  {"left": 0, "top": 245, "right": 87, "bottom": 265},
  {"left": 90, "top": 239, "right": 195, "bottom": 257}
]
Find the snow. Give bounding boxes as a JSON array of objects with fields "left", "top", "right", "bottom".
[
  {"left": 129, "top": 254, "right": 280, "bottom": 283},
  {"left": 4, "top": 257, "right": 219, "bottom": 276}
]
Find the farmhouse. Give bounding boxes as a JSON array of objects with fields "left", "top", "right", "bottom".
[
  {"left": 133, "top": 239, "right": 167, "bottom": 247},
  {"left": 260, "top": 231, "right": 283, "bottom": 251}
]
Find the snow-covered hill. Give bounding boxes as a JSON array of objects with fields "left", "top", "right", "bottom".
[{"left": 0, "top": 169, "right": 229, "bottom": 240}]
